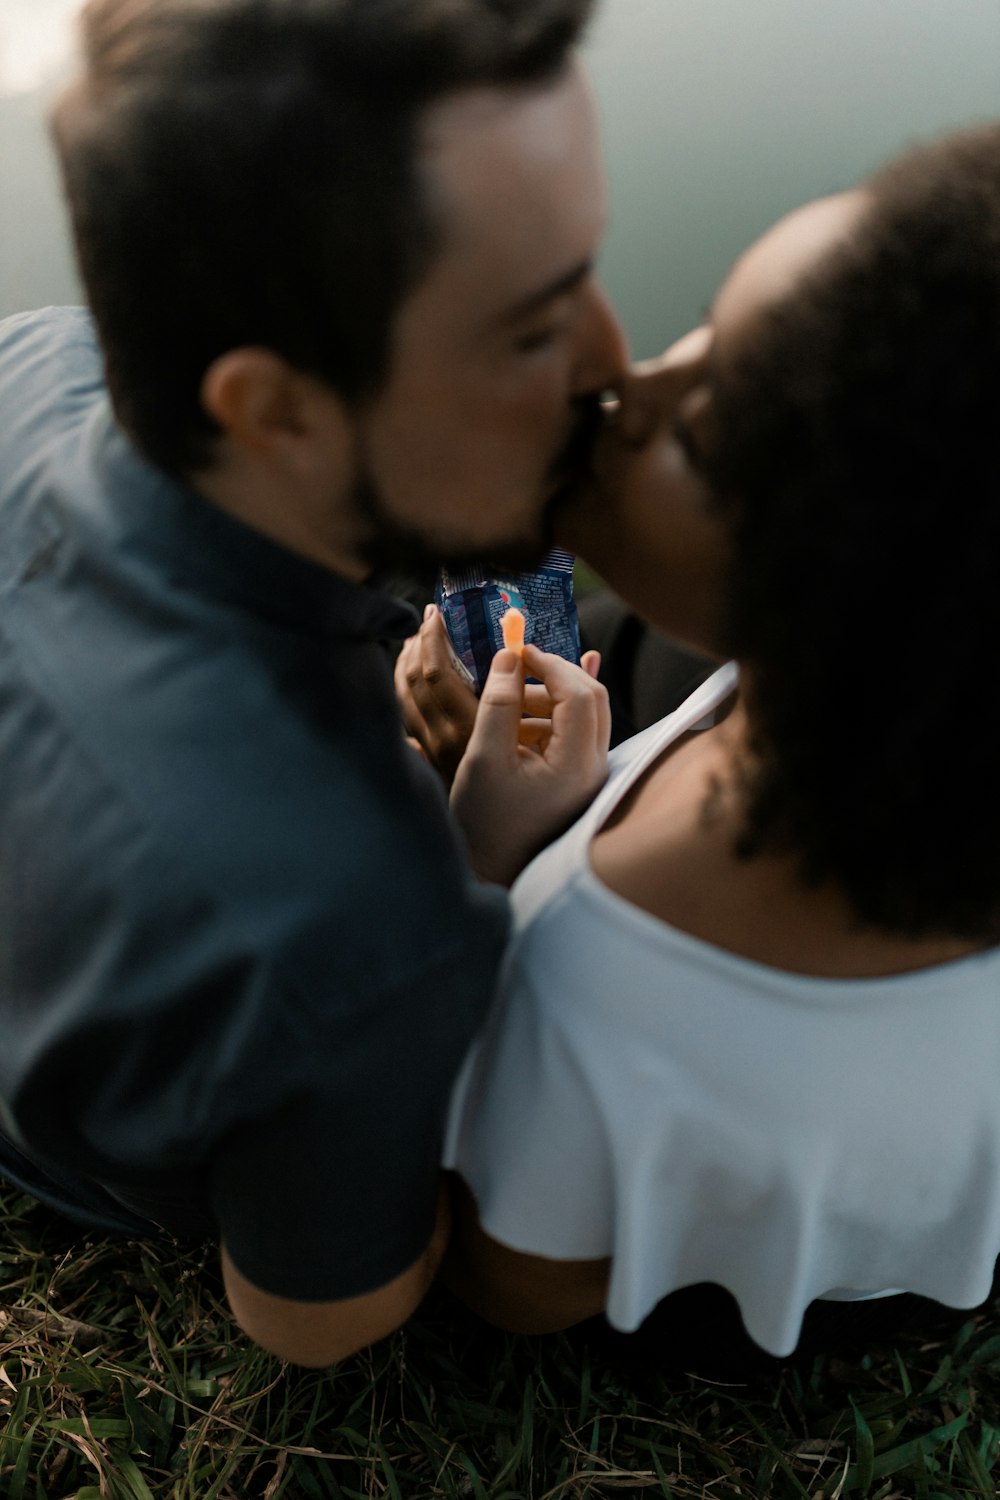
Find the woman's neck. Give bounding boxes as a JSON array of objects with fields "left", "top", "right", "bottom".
[{"left": 589, "top": 699, "right": 985, "bottom": 980}]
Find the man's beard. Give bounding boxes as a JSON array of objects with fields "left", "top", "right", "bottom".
[{"left": 350, "top": 395, "right": 605, "bottom": 589}]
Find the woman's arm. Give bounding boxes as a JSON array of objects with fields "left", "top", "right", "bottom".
[{"left": 440, "top": 1172, "right": 610, "bottom": 1333}]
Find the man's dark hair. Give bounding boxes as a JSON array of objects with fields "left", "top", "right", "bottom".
[
  {"left": 51, "top": 0, "right": 594, "bottom": 476},
  {"left": 706, "top": 122, "right": 1000, "bottom": 941}
]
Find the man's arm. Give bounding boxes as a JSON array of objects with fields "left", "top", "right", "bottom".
[
  {"left": 220, "top": 1182, "right": 450, "bottom": 1367},
  {"left": 440, "top": 1172, "right": 610, "bottom": 1334}
]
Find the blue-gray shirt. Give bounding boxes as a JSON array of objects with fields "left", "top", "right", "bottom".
[{"left": 0, "top": 307, "right": 509, "bottom": 1300}]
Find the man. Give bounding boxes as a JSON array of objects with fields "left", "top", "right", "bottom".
[{"left": 0, "top": 0, "right": 625, "bottom": 1366}]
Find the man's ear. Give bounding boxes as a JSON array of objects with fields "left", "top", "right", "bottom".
[{"left": 200, "top": 348, "right": 352, "bottom": 471}]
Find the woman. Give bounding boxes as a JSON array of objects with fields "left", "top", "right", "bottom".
[{"left": 398, "top": 122, "right": 1000, "bottom": 1366}]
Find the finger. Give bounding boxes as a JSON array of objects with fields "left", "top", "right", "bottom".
[
  {"left": 397, "top": 634, "right": 442, "bottom": 733},
  {"left": 394, "top": 636, "right": 430, "bottom": 740},
  {"left": 532, "top": 685, "right": 604, "bottom": 778},
  {"left": 521, "top": 644, "right": 611, "bottom": 761},
  {"left": 418, "top": 607, "right": 478, "bottom": 725},
  {"left": 520, "top": 664, "right": 598, "bottom": 717},
  {"left": 463, "top": 648, "right": 525, "bottom": 766},
  {"left": 517, "top": 718, "right": 553, "bottom": 752},
  {"left": 395, "top": 622, "right": 482, "bottom": 782},
  {"left": 397, "top": 611, "right": 479, "bottom": 775},
  {"left": 522, "top": 683, "right": 555, "bottom": 719}
]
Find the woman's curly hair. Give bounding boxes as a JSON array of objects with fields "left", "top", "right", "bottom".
[{"left": 706, "top": 123, "right": 1000, "bottom": 941}]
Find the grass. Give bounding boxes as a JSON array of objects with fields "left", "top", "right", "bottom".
[{"left": 2, "top": 1181, "right": 1000, "bottom": 1499}]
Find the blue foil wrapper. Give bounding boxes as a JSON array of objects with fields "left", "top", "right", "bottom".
[{"left": 436, "top": 549, "right": 581, "bottom": 694}]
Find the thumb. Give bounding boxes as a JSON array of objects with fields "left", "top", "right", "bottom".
[{"left": 464, "top": 648, "right": 525, "bottom": 762}]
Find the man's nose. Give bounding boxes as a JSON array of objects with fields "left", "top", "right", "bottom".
[{"left": 570, "top": 278, "right": 629, "bottom": 397}]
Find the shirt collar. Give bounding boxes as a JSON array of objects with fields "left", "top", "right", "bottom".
[{"left": 87, "top": 401, "right": 419, "bottom": 643}]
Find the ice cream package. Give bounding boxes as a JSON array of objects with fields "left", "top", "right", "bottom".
[{"left": 435, "top": 548, "right": 581, "bottom": 694}]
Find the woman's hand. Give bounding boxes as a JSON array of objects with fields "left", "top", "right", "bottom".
[{"left": 451, "top": 643, "right": 610, "bottom": 886}]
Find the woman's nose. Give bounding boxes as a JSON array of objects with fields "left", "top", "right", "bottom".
[{"left": 617, "top": 325, "right": 714, "bottom": 444}]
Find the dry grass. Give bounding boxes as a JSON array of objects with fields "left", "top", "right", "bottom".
[{"left": 2, "top": 1181, "right": 1000, "bottom": 1498}]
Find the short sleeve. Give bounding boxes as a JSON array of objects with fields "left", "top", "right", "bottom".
[{"left": 211, "top": 938, "right": 498, "bottom": 1302}]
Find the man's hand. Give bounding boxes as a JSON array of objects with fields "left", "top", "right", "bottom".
[
  {"left": 395, "top": 606, "right": 479, "bottom": 784},
  {"left": 451, "top": 642, "right": 610, "bottom": 885}
]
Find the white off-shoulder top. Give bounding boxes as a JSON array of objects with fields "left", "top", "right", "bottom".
[{"left": 445, "top": 664, "right": 1000, "bottom": 1355}]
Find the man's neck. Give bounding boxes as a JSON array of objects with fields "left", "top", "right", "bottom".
[{"left": 191, "top": 451, "right": 371, "bottom": 585}]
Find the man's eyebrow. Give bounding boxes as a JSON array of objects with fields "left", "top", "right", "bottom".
[{"left": 494, "top": 259, "right": 593, "bottom": 327}]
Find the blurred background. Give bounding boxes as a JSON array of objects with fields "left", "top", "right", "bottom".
[{"left": 2, "top": 0, "right": 999, "bottom": 352}]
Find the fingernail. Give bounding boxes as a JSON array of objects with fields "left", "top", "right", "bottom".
[
  {"left": 491, "top": 649, "right": 518, "bottom": 675},
  {"left": 423, "top": 603, "right": 436, "bottom": 623}
]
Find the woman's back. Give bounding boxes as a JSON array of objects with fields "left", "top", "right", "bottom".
[
  {"left": 446, "top": 667, "right": 1000, "bottom": 1356},
  {"left": 590, "top": 693, "right": 983, "bottom": 980}
]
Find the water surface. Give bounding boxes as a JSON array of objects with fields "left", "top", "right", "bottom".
[{"left": 2, "top": 0, "right": 998, "bottom": 352}]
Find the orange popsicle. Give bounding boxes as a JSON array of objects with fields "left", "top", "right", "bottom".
[{"left": 501, "top": 607, "right": 526, "bottom": 655}]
